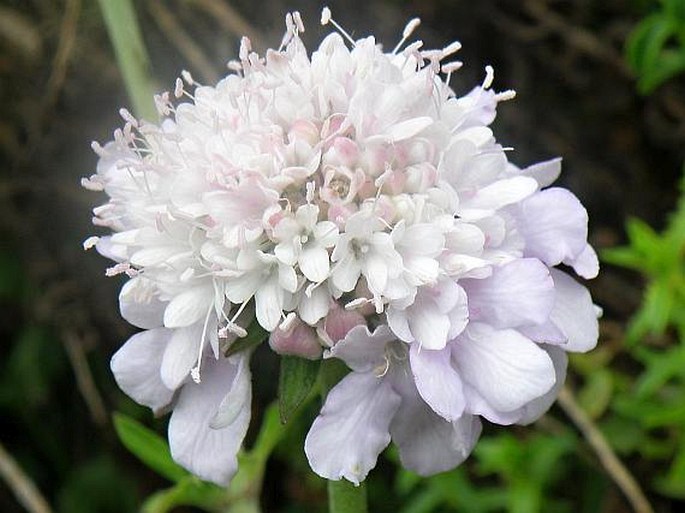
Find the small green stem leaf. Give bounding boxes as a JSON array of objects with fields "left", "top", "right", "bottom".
[
  {"left": 113, "top": 413, "right": 188, "bottom": 483},
  {"left": 278, "top": 356, "right": 321, "bottom": 423}
]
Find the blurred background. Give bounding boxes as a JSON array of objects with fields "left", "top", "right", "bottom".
[{"left": 2, "top": 0, "right": 685, "bottom": 512}]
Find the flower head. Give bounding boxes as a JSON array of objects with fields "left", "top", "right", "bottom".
[{"left": 86, "top": 8, "right": 598, "bottom": 485}]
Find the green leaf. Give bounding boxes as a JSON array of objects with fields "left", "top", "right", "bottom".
[
  {"left": 225, "top": 320, "right": 268, "bottom": 357},
  {"left": 97, "top": 0, "right": 157, "bottom": 119},
  {"left": 113, "top": 413, "right": 188, "bottom": 482},
  {"left": 278, "top": 356, "right": 321, "bottom": 423},
  {"left": 638, "top": 49, "right": 685, "bottom": 92}
]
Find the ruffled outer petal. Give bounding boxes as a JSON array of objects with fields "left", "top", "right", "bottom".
[
  {"left": 168, "top": 355, "right": 252, "bottom": 485},
  {"left": 409, "top": 344, "right": 465, "bottom": 421},
  {"left": 110, "top": 328, "right": 174, "bottom": 414},
  {"left": 163, "top": 285, "right": 214, "bottom": 328},
  {"left": 517, "top": 345, "right": 568, "bottom": 425},
  {"left": 304, "top": 372, "right": 401, "bottom": 485},
  {"left": 160, "top": 323, "right": 202, "bottom": 390},
  {"left": 452, "top": 323, "right": 555, "bottom": 412},
  {"left": 326, "top": 325, "right": 394, "bottom": 372},
  {"left": 515, "top": 188, "right": 588, "bottom": 267},
  {"left": 119, "top": 277, "right": 166, "bottom": 329},
  {"left": 462, "top": 258, "right": 554, "bottom": 329},
  {"left": 389, "top": 369, "right": 481, "bottom": 476},
  {"left": 549, "top": 269, "right": 599, "bottom": 353}
]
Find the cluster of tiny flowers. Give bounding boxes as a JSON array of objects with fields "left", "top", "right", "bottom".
[{"left": 85, "top": 8, "right": 599, "bottom": 486}]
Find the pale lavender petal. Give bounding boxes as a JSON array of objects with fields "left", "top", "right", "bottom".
[
  {"left": 255, "top": 278, "right": 284, "bottom": 331},
  {"left": 516, "top": 188, "right": 588, "bottom": 266},
  {"left": 566, "top": 243, "right": 599, "bottom": 280},
  {"left": 459, "top": 176, "right": 538, "bottom": 219},
  {"left": 452, "top": 323, "right": 555, "bottom": 412},
  {"left": 326, "top": 325, "right": 394, "bottom": 372},
  {"left": 210, "top": 354, "right": 252, "bottom": 428},
  {"left": 518, "top": 320, "right": 567, "bottom": 345},
  {"left": 517, "top": 345, "right": 568, "bottom": 425},
  {"left": 409, "top": 344, "right": 465, "bottom": 421},
  {"left": 168, "top": 356, "right": 251, "bottom": 485},
  {"left": 461, "top": 381, "right": 524, "bottom": 425},
  {"left": 518, "top": 157, "right": 562, "bottom": 188},
  {"left": 160, "top": 324, "right": 202, "bottom": 390},
  {"left": 332, "top": 254, "right": 362, "bottom": 292},
  {"left": 390, "top": 370, "right": 481, "bottom": 475},
  {"left": 300, "top": 245, "right": 330, "bottom": 283},
  {"left": 549, "top": 269, "right": 599, "bottom": 352},
  {"left": 163, "top": 285, "right": 214, "bottom": 328},
  {"left": 409, "top": 302, "right": 451, "bottom": 350},
  {"left": 386, "top": 307, "right": 414, "bottom": 342},
  {"left": 119, "top": 277, "right": 166, "bottom": 329},
  {"left": 298, "top": 284, "right": 330, "bottom": 325},
  {"left": 462, "top": 258, "right": 555, "bottom": 329},
  {"left": 305, "top": 372, "right": 401, "bottom": 484},
  {"left": 110, "top": 328, "right": 174, "bottom": 414}
]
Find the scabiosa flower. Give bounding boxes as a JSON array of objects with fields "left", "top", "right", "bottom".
[{"left": 85, "top": 7, "right": 599, "bottom": 486}]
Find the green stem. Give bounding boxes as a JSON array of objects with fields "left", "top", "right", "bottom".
[
  {"left": 319, "top": 360, "right": 369, "bottom": 513},
  {"left": 97, "top": 0, "right": 157, "bottom": 119},
  {"left": 328, "top": 480, "right": 368, "bottom": 513}
]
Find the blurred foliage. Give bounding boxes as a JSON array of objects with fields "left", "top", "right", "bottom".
[{"left": 626, "top": 0, "right": 685, "bottom": 93}]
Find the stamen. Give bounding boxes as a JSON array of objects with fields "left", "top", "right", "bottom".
[
  {"left": 482, "top": 65, "right": 495, "bottom": 89},
  {"left": 181, "top": 69, "right": 195, "bottom": 85},
  {"left": 81, "top": 176, "right": 104, "bottom": 191},
  {"left": 279, "top": 311, "right": 298, "bottom": 332},
  {"left": 392, "top": 17, "right": 421, "bottom": 55},
  {"left": 174, "top": 78, "right": 184, "bottom": 99},
  {"left": 441, "top": 41, "right": 462, "bottom": 58},
  {"left": 119, "top": 108, "right": 138, "bottom": 128},
  {"left": 495, "top": 89, "right": 516, "bottom": 101},
  {"left": 441, "top": 61, "right": 463, "bottom": 74},
  {"left": 344, "top": 297, "right": 371, "bottom": 310},
  {"left": 293, "top": 11, "right": 305, "bottom": 33},
  {"left": 190, "top": 306, "right": 214, "bottom": 383},
  {"left": 320, "top": 7, "right": 332, "bottom": 25},
  {"left": 82, "top": 236, "right": 99, "bottom": 250},
  {"left": 306, "top": 181, "right": 316, "bottom": 203},
  {"left": 319, "top": 7, "right": 356, "bottom": 46}
]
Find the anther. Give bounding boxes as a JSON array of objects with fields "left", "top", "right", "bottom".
[
  {"left": 181, "top": 69, "right": 194, "bottom": 85},
  {"left": 119, "top": 108, "right": 138, "bottom": 128},
  {"left": 441, "top": 41, "right": 462, "bottom": 58},
  {"left": 174, "top": 78, "right": 184, "bottom": 98},
  {"left": 392, "top": 17, "right": 421, "bottom": 54},
  {"left": 319, "top": 7, "right": 356, "bottom": 46},
  {"left": 293, "top": 11, "right": 305, "bottom": 33},
  {"left": 482, "top": 65, "right": 495, "bottom": 89},
  {"left": 495, "top": 89, "right": 516, "bottom": 101},
  {"left": 82, "top": 236, "right": 99, "bottom": 250},
  {"left": 321, "top": 7, "right": 332, "bottom": 25}
]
